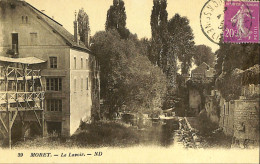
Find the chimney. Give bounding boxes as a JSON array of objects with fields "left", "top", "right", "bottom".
[{"left": 74, "top": 11, "right": 78, "bottom": 43}]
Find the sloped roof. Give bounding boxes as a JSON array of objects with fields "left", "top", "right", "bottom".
[
  {"left": 0, "top": 56, "right": 46, "bottom": 64},
  {"left": 24, "top": 1, "right": 91, "bottom": 53},
  {"left": 192, "top": 62, "right": 211, "bottom": 74}
]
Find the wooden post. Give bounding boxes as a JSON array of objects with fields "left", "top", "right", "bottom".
[
  {"left": 4, "top": 66, "right": 11, "bottom": 148},
  {"left": 8, "top": 111, "right": 11, "bottom": 149},
  {"left": 42, "top": 110, "right": 45, "bottom": 137}
]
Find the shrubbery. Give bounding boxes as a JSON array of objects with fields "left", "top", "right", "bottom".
[
  {"left": 71, "top": 121, "right": 139, "bottom": 147},
  {"left": 197, "top": 110, "right": 218, "bottom": 136},
  {"left": 91, "top": 30, "right": 167, "bottom": 117}
]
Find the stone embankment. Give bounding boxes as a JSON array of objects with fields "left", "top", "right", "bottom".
[{"left": 173, "top": 117, "right": 204, "bottom": 149}]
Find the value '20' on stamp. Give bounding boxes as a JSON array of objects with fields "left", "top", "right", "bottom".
[{"left": 224, "top": 1, "right": 259, "bottom": 43}]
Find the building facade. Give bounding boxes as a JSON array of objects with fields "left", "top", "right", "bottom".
[
  {"left": 206, "top": 65, "right": 259, "bottom": 147},
  {"left": 0, "top": 0, "right": 100, "bottom": 137},
  {"left": 188, "top": 62, "right": 215, "bottom": 116}
]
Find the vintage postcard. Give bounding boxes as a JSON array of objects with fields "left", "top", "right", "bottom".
[{"left": 0, "top": 0, "right": 259, "bottom": 163}]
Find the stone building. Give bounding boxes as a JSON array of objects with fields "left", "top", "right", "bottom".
[
  {"left": 0, "top": 0, "right": 100, "bottom": 137},
  {"left": 204, "top": 90, "right": 220, "bottom": 124},
  {"left": 188, "top": 62, "right": 215, "bottom": 115},
  {"left": 191, "top": 62, "right": 215, "bottom": 79},
  {"left": 204, "top": 65, "right": 259, "bottom": 147},
  {"left": 218, "top": 97, "right": 259, "bottom": 147},
  {"left": 218, "top": 65, "right": 259, "bottom": 147}
]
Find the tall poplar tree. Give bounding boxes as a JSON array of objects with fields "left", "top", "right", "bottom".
[
  {"left": 105, "top": 0, "right": 130, "bottom": 39},
  {"left": 150, "top": 0, "right": 169, "bottom": 69},
  {"left": 150, "top": 0, "right": 161, "bottom": 65},
  {"left": 150, "top": 0, "right": 178, "bottom": 110},
  {"left": 77, "top": 8, "right": 90, "bottom": 47},
  {"left": 168, "top": 14, "right": 195, "bottom": 75}
]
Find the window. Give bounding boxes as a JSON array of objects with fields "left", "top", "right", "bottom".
[
  {"left": 74, "top": 57, "right": 76, "bottom": 69},
  {"left": 12, "top": 33, "right": 18, "bottom": 54},
  {"left": 49, "top": 57, "right": 57, "bottom": 68},
  {"left": 22, "top": 16, "right": 29, "bottom": 24},
  {"left": 47, "top": 99, "right": 62, "bottom": 111},
  {"left": 25, "top": 16, "right": 28, "bottom": 23},
  {"left": 81, "top": 58, "right": 83, "bottom": 69},
  {"left": 74, "top": 78, "right": 77, "bottom": 91},
  {"left": 227, "top": 102, "right": 229, "bottom": 115},
  {"left": 86, "top": 77, "right": 89, "bottom": 90},
  {"left": 86, "top": 58, "right": 89, "bottom": 69},
  {"left": 81, "top": 78, "right": 83, "bottom": 91},
  {"left": 46, "top": 78, "right": 62, "bottom": 91},
  {"left": 223, "top": 104, "right": 225, "bottom": 115},
  {"left": 18, "top": 82, "right": 24, "bottom": 91},
  {"left": 30, "top": 32, "right": 38, "bottom": 45}
]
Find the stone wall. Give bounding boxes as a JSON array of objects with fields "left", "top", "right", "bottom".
[
  {"left": 189, "top": 88, "right": 201, "bottom": 115},
  {"left": 205, "top": 95, "right": 219, "bottom": 124},
  {"left": 219, "top": 99, "right": 259, "bottom": 144},
  {"left": 233, "top": 100, "right": 259, "bottom": 142},
  {"left": 219, "top": 100, "right": 235, "bottom": 136}
]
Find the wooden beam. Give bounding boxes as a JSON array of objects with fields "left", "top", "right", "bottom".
[
  {"left": 0, "top": 114, "right": 8, "bottom": 133},
  {"left": 33, "top": 110, "right": 42, "bottom": 127},
  {"left": 0, "top": 126, "right": 6, "bottom": 137},
  {"left": 10, "top": 110, "right": 18, "bottom": 129},
  {"left": 8, "top": 111, "right": 11, "bottom": 149}
]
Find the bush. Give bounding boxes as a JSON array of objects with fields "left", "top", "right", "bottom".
[
  {"left": 71, "top": 121, "right": 140, "bottom": 147},
  {"left": 197, "top": 110, "right": 218, "bottom": 136}
]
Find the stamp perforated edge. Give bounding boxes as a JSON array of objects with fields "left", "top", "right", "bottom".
[{"left": 223, "top": 0, "right": 260, "bottom": 44}]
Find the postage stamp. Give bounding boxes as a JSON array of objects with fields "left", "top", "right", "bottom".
[{"left": 224, "top": 1, "right": 259, "bottom": 43}]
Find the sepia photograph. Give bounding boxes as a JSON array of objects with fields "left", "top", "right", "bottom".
[{"left": 0, "top": 0, "right": 259, "bottom": 163}]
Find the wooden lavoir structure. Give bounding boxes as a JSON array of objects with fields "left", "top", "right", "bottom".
[{"left": 0, "top": 56, "right": 45, "bottom": 148}]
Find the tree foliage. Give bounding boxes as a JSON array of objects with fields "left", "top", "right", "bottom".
[
  {"left": 91, "top": 30, "right": 167, "bottom": 117},
  {"left": 105, "top": 0, "right": 130, "bottom": 39},
  {"left": 168, "top": 14, "right": 195, "bottom": 75},
  {"left": 216, "top": 37, "right": 259, "bottom": 76},
  {"left": 77, "top": 8, "right": 90, "bottom": 47},
  {"left": 215, "top": 39, "right": 259, "bottom": 100},
  {"left": 150, "top": 0, "right": 169, "bottom": 69},
  {"left": 194, "top": 45, "right": 215, "bottom": 67},
  {"left": 149, "top": 0, "right": 178, "bottom": 110}
]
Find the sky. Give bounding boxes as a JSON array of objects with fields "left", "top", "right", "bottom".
[{"left": 25, "top": 0, "right": 220, "bottom": 52}]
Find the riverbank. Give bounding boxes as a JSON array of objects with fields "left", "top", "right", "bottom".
[
  {"left": 13, "top": 117, "right": 235, "bottom": 149},
  {"left": 13, "top": 119, "right": 180, "bottom": 149},
  {"left": 178, "top": 117, "right": 232, "bottom": 149},
  {"left": 13, "top": 121, "right": 140, "bottom": 149}
]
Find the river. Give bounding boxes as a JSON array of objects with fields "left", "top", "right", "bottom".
[{"left": 121, "top": 118, "right": 179, "bottom": 147}]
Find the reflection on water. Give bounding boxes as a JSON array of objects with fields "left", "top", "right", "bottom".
[{"left": 122, "top": 117, "right": 179, "bottom": 147}]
